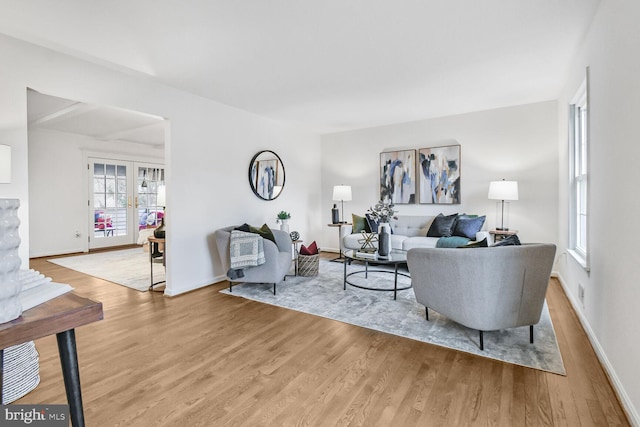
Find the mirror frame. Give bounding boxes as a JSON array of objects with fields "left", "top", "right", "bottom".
[{"left": 248, "top": 150, "right": 285, "bottom": 200}]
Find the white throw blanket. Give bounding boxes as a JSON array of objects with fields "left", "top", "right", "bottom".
[{"left": 229, "top": 230, "right": 266, "bottom": 269}]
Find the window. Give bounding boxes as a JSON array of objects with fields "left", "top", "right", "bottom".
[{"left": 569, "top": 78, "right": 589, "bottom": 270}]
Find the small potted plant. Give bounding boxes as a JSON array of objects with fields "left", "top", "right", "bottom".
[{"left": 276, "top": 211, "right": 291, "bottom": 232}]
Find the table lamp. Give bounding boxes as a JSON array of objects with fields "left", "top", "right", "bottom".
[
  {"left": 332, "top": 185, "right": 352, "bottom": 224},
  {"left": 488, "top": 179, "right": 518, "bottom": 230}
]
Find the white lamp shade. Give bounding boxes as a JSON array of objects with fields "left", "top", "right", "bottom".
[
  {"left": 0, "top": 144, "right": 11, "bottom": 184},
  {"left": 156, "top": 185, "right": 166, "bottom": 206},
  {"left": 332, "top": 185, "right": 352, "bottom": 202},
  {"left": 488, "top": 180, "right": 518, "bottom": 201}
]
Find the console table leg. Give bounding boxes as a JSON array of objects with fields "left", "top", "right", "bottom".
[{"left": 56, "top": 329, "right": 85, "bottom": 427}]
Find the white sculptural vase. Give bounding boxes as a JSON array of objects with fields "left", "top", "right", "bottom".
[
  {"left": 278, "top": 219, "right": 290, "bottom": 233},
  {"left": 0, "top": 199, "right": 22, "bottom": 323}
]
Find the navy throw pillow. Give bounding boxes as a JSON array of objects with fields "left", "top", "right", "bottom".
[
  {"left": 427, "top": 213, "right": 458, "bottom": 237},
  {"left": 453, "top": 215, "right": 486, "bottom": 240},
  {"left": 492, "top": 234, "right": 521, "bottom": 246},
  {"left": 365, "top": 213, "right": 379, "bottom": 233}
]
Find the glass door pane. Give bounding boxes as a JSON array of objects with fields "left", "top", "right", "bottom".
[
  {"left": 135, "top": 164, "right": 165, "bottom": 241},
  {"left": 89, "top": 158, "right": 134, "bottom": 249}
]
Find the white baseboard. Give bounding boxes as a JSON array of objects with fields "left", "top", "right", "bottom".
[
  {"left": 163, "top": 275, "right": 227, "bottom": 297},
  {"left": 554, "top": 272, "right": 639, "bottom": 427}
]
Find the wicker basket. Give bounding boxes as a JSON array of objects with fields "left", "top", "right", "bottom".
[{"left": 297, "top": 253, "right": 319, "bottom": 277}]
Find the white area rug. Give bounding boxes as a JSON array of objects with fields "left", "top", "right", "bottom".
[
  {"left": 48, "top": 248, "right": 163, "bottom": 292},
  {"left": 221, "top": 259, "right": 566, "bottom": 375}
]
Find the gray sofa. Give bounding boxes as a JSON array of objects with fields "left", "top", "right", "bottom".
[
  {"left": 214, "top": 226, "right": 292, "bottom": 294},
  {"left": 406, "top": 243, "right": 557, "bottom": 350},
  {"left": 342, "top": 215, "right": 491, "bottom": 252}
]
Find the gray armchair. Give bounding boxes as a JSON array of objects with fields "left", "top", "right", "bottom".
[
  {"left": 214, "top": 226, "right": 292, "bottom": 294},
  {"left": 406, "top": 244, "right": 556, "bottom": 350}
]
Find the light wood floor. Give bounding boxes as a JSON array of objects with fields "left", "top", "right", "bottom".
[{"left": 16, "top": 252, "right": 629, "bottom": 426}]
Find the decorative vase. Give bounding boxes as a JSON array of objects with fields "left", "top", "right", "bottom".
[
  {"left": 331, "top": 204, "right": 339, "bottom": 224},
  {"left": 0, "top": 199, "right": 22, "bottom": 323},
  {"left": 153, "top": 217, "right": 165, "bottom": 238},
  {"left": 378, "top": 222, "right": 390, "bottom": 258},
  {"left": 278, "top": 219, "right": 290, "bottom": 233}
]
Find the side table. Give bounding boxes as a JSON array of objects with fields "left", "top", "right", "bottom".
[
  {"left": 327, "top": 223, "right": 352, "bottom": 262},
  {"left": 489, "top": 229, "right": 519, "bottom": 243},
  {"left": 292, "top": 239, "right": 303, "bottom": 275},
  {"left": 0, "top": 293, "right": 103, "bottom": 427}
]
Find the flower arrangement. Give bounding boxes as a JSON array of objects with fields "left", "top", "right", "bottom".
[
  {"left": 276, "top": 211, "right": 291, "bottom": 223},
  {"left": 367, "top": 200, "right": 398, "bottom": 223}
]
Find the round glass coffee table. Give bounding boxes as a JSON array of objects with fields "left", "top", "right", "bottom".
[{"left": 343, "top": 249, "right": 411, "bottom": 300}]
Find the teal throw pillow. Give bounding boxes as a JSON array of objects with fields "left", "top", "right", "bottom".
[{"left": 436, "top": 236, "right": 471, "bottom": 248}]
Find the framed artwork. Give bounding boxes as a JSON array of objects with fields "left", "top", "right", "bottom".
[
  {"left": 418, "top": 145, "right": 461, "bottom": 204},
  {"left": 380, "top": 150, "right": 416, "bottom": 204}
]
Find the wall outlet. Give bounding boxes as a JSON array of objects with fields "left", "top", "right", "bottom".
[{"left": 578, "top": 283, "right": 585, "bottom": 306}]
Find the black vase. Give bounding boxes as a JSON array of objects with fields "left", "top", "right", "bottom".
[
  {"left": 331, "top": 204, "right": 340, "bottom": 224},
  {"left": 154, "top": 218, "right": 166, "bottom": 239},
  {"left": 378, "top": 225, "right": 390, "bottom": 258}
]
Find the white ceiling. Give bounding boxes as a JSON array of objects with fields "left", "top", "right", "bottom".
[
  {"left": 27, "top": 90, "right": 166, "bottom": 146},
  {"left": 3, "top": 0, "right": 601, "bottom": 135}
]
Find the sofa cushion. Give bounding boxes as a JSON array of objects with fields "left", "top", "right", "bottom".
[
  {"left": 402, "top": 236, "right": 440, "bottom": 250},
  {"left": 426, "top": 213, "right": 458, "bottom": 237},
  {"left": 391, "top": 215, "right": 434, "bottom": 237},
  {"left": 453, "top": 215, "right": 486, "bottom": 240},
  {"left": 352, "top": 214, "right": 368, "bottom": 233}
]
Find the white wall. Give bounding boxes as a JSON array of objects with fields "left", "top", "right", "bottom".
[
  {"left": 0, "top": 34, "right": 322, "bottom": 295},
  {"left": 28, "top": 128, "right": 164, "bottom": 257},
  {"left": 556, "top": 2, "right": 640, "bottom": 424},
  {"left": 320, "top": 101, "right": 559, "bottom": 252}
]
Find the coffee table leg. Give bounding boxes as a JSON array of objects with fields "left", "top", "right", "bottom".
[
  {"left": 394, "top": 263, "right": 399, "bottom": 300},
  {"left": 343, "top": 257, "right": 347, "bottom": 290},
  {"left": 57, "top": 329, "right": 85, "bottom": 427}
]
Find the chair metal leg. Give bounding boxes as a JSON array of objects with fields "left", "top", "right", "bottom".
[
  {"left": 425, "top": 307, "right": 429, "bottom": 321},
  {"left": 273, "top": 283, "right": 276, "bottom": 295},
  {"left": 229, "top": 282, "right": 232, "bottom": 292},
  {"left": 479, "top": 330, "right": 484, "bottom": 351},
  {"left": 530, "top": 325, "right": 534, "bottom": 343}
]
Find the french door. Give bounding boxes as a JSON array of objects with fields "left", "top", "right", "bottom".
[{"left": 89, "top": 157, "right": 164, "bottom": 250}]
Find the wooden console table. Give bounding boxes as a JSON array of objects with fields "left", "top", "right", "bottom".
[{"left": 0, "top": 293, "right": 103, "bottom": 427}]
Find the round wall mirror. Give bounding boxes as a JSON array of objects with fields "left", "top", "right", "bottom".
[{"left": 248, "top": 150, "right": 285, "bottom": 200}]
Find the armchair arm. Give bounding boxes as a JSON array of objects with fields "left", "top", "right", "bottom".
[{"left": 272, "top": 229, "right": 292, "bottom": 253}]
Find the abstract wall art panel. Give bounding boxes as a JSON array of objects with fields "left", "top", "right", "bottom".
[
  {"left": 418, "top": 145, "right": 461, "bottom": 204},
  {"left": 380, "top": 149, "right": 416, "bottom": 204}
]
